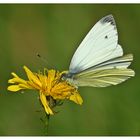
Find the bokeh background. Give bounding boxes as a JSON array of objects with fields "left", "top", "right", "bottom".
[{"left": 0, "top": 4, "right": 139, "bottom": 136}]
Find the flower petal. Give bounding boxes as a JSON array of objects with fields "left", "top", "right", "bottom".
[
  {"left": 8, "top": 77, "right": 27, "bottom": 84},
  {"left": 23, "top": 66, "right": 42, "bottom": 88},
  {"left": 70, "top": 93, "right": 83, "bottom": 105},
  {"left": 47, "top": 70, "right": 56, "bottom": 93},
  {"left": 39, "top": 92, "right": 54, "bottom": 115},
  {"left": 7, "top": 85, "right": 23, "bottom": 92},
  {"left": 11, "top": 72, "right": 19, "bottom": 78}
]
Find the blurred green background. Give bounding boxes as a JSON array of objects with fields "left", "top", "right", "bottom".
[{"left": 0, "top": 4, "right": 139, "bottom": 136}]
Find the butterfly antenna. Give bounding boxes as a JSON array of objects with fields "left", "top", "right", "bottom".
[{"left": 36, "top": 53, "right": 54, "bottom": 69}]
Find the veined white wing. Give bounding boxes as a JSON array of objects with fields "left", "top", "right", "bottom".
[
  {"left": 64, "top": 14, "right": 135, "bottom": 87},
  {"left": 69, "top": 15, "right": 120, "bottom": 74},
  {"left": 72, "top": 54, "right": 135, "bottom": 87},
  {"left": 83, "top": 53, "right": 133, "bottom": 71}
]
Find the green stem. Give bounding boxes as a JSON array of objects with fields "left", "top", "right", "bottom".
[{"left": 44, "top": 114, "right": 50, "bottom": 136}]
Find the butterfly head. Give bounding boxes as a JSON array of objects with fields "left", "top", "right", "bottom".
[
  {"left": 61, "top": 72, "right": 78, "bottom": 88},
  {"left": 61, "top": 72, "right": 73, "bottom": 80}
]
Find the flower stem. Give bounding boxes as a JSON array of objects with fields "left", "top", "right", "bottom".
[{"left": 44, "top": 114, "right": 50, "bottom": 136}]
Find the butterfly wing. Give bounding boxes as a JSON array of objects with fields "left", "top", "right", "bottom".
[
  {"left": 72, "top": 54, "right": 135, "bottom": 87},
  {"left": 67, "top": 15, "right": 134, "bottom": 87},
  {"left": 69, "top": 15, "right": 121, "bottom": 74}
]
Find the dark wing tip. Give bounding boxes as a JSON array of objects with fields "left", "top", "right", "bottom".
[{"left": 100, "top": 14, "right": 116, "bottom": 26}]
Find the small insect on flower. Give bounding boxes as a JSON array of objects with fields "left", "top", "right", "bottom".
[{"left": 8, "top": 15, "right": 135, "bottom": 115}]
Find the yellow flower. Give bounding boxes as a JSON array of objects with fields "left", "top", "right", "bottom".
[{"left": 7, "top": 66, "right": 83, "bottom": 115}]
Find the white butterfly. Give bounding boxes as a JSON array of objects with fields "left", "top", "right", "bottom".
[{"left": 62, "top": 14, "right": 135, "bottom": 87}]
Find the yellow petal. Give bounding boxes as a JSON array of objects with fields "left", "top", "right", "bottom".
[
  {"left": 18, "top": 83, "right": 33, "bottom": 89},
  {"left": 70, "top": 93, "right": 83, "bottom": 105},
  {"left": 47, "top": 70, "right": 56, "bottom": 93},
  {"left": 7, "top": 85, "right": 23, "bottom": 92},
  {"left": 11, "top": 72, "right": 19, "bottom": 78},
  {"left": 8, "top": 77, "right": 27, "bottom": 84},
  {"left": 39, "top": 92, "right": 54, "bottom": 115},
  {"left": 23, "top": 66, "right": 42, "bottom": 87},
  {"left": 38, "top": 74, "right": 48, "bottom": 90}
]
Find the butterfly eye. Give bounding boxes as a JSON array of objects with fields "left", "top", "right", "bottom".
[
  {"left": 61, "top": 73, "right": 73, "bottom": 81},
  {"left": 61, "top": 73, "right": 67, "bottom": 80}
]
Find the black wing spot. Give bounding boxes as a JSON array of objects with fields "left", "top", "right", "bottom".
[
  {"left": 100, "top": 15, "right": 116, "bottom": 26},
  {"left": 105, "top": 35, "right": 108, "bottom": 39}
]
